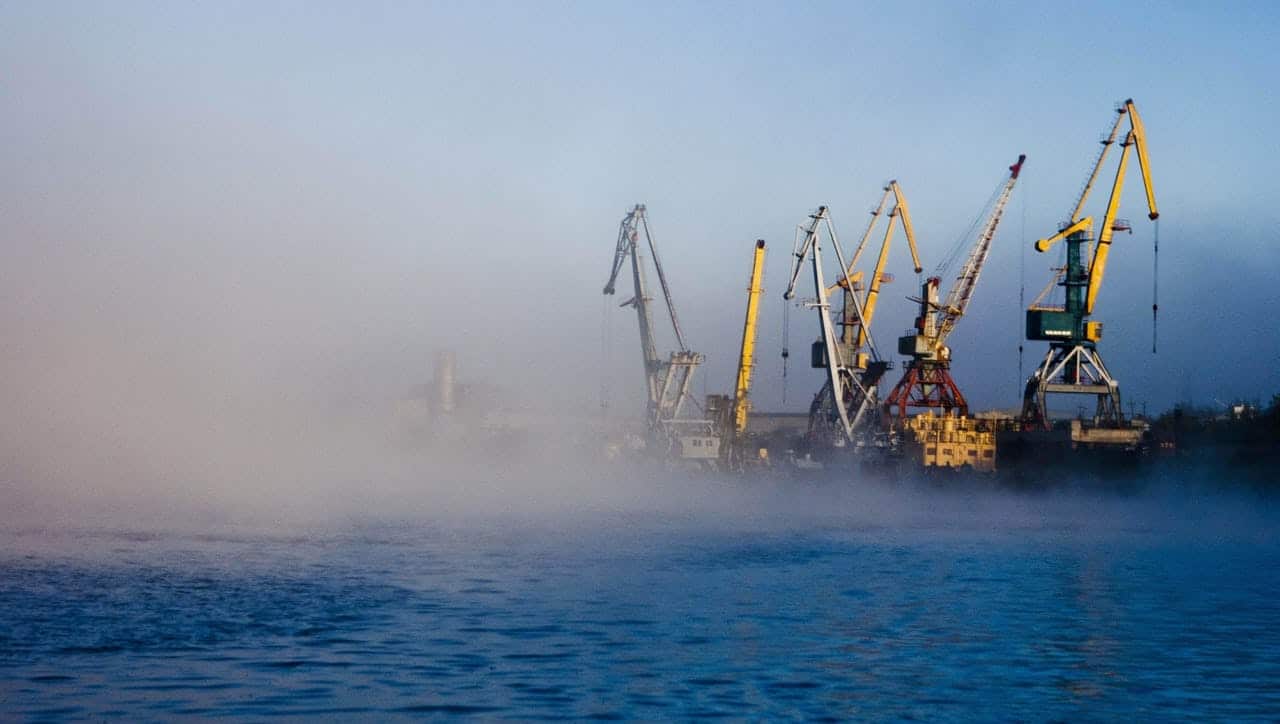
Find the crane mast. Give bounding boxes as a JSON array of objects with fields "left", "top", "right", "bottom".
[
  {"left": 884, "top": 155, "right": 1025, "bottom": 421},
  {"left": 1021, "top": 99, "right": 1158, "bottom": 429},
  {"left": 603, "top": 204, "right": 709, "bottom": 454}
]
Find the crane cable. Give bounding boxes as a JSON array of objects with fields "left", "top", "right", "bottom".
[
  {"left": 782, "top": 222, "right": 805, "bottom": 407},
  {"left": 1152, "top": 219, "right": 1160, "bottom": 354},
  {"left": 781, "top": 299, "right": 790, "bottom": 405},
  {"left": 935, "top": 178, "right": 1005, "bottom": 278},
  {"left": 600, "top": 293, "right": 611, "bottom": 419},
  {"left": 1018, "top": 184, "right": 1027, "bottom": 394}
]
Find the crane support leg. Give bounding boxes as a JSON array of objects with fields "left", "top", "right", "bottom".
[
  {"left": 883, "top": 361, "right": 969, "bottom": 422},
  {"left": 807, "top": 365, "right": 887, "bottom": 448},
  {"left": 1020, "top": 343, "right": 1121, "bottom": 429}
]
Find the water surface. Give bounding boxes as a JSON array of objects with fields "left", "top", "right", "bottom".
[{"left": 2, "top": 486, "right": 1278, "bottom": 719}]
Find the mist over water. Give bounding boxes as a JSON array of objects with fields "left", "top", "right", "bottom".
[
  {"left": 3, "top": 341, "right": 1277, "bottom": 719},
  {"left": 5, "top": 411, "right": 1276, "bottom": 539},
  {"left": 3, "top": 468, "right": 1278, "bottom": 719},
  {"left": 2, "top": 222, "right": 1276, "bottom": 718},
  {"left": 3, "top": 2, "right": 1280, "bottom": 717}
]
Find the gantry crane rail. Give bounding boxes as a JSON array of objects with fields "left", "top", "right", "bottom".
[{"left": 733, "top": 240, "right": 767, "bottom": 437}]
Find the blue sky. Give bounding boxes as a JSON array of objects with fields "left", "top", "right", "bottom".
[{"left": 2, "top": 1, "right": 1278, "bottom": 422}]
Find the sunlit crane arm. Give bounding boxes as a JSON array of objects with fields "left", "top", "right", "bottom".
[
  {"left": 637, "top": 212, "right": 689, "bottom": 352},
  {"left": 1084, "top": 133, "right": 1133, "bottom": 315},
  {"left": 858, "top": 181, "right": 923, "bottom": 349},
  {"left": 935, "top": 154, "right": 1026, "bottom": 347},
  {"left": 733, "top": 240, "right": 767, "bottom": 435},
  {"left": 826, "top": 185, "right": 892, "bottom": 295},
  {"left": 1034, "top": 217, "right": 1091, "bottom": 254},
  {"left": 1124, "top": 99, "right": 1159, "bottom": 221},
  {"left": 1081, "top": 100, "right": 1159, "bottom": 315},
  {"left": 891, "top": 180, "right": 924, "bottom": 276}
]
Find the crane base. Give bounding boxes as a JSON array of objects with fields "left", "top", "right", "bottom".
[
  {"left": 883, "top": 361, "right": 969, "bottom": 424},
  {"left": 1021, "top": 343, "right": 1122, "bottom": 429}
]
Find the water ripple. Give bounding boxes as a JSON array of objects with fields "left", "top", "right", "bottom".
[{"left": 1, "top": 521, "right": 1278, "bottom": 719}]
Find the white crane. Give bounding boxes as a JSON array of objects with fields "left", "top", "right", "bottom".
[
  {"left": 603, "top": 205, "right": 713, "bottom": 458},
  {"left": 784, "top": 195, "right": 919, "bottom": 446}
]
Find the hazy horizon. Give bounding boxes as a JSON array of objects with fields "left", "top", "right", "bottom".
[{"left": 2, "top": 1, "right": 1279, "bottom": 517}]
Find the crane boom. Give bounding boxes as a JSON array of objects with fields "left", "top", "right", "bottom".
[
  {"left": 821, "top": 184, "right": 892, "bottom": 299},
  {"left": 859, "top": 181, "right": 923, "bottom": 350},
  {"left": 1085, "top": 133, "right": 1132, "bottom": 315},
  {"left": 733, "top": 240, "right": 767, "bottom": 435},
  {"left": 892, "top": 180, "right": 925, "bottom": 275},
  {"left": 824, "top": 181, "right": 921, "bottom": 359},
  {"left": 1124, "top": 99, "right": 1159, "bottom": 221},
  {"left": 860, "top": 206, "right": 897, "bottom": 348},
  {"left": 935, "top": 154, "right": 1026, "bottom": 346},
  {"left": 843, "top": 185, "right": 893, "bottom": 285},
  {"left": 1082, "top": 100, "right": 1159, "bottom": 315}
]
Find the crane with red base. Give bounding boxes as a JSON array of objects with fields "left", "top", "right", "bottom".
[{"left": 883, "top": 154, "right": 1026, "bottom": 422}]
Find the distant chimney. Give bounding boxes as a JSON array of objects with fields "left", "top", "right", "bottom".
[{"left": 435, "top": 351, "right": 457, "bottom": 414}]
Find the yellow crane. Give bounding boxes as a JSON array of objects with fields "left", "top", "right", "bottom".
[
  {"left": 1022, "top": 99, "right": 1159, "bottom": 428},
  {"left": 828, "top": 181, "right": 923, "bottom": 370},
  {"left": 707, "top": 239, "right": 769, "bottom": 471},
  {"left": 733, "top": 240, "right": 767, "bottom": 436}
]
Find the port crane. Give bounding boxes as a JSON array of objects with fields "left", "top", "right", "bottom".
[
  {"left": 603, "top": 204, "right": 715, "bottom": 458},
  {"left": 784, "top": 186, "right": 922, "bottom": 446},
  {"left": 884, "top": 154, "right": 1026, "bottom": 421},
  {"left": 732, "top": 240, "right": 767, "bottom": 438},
  {"left": 706, "top": 239, "right": 769, "bottom": 470},
  {"left": 1021, "top": 99, "right": 1158, "bottom": 429}
]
